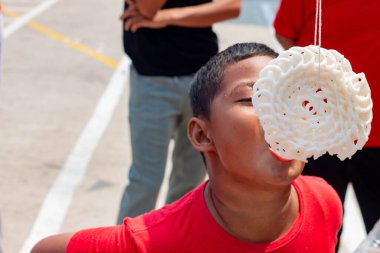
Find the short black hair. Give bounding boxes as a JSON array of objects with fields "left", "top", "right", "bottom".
[{"left": 190, "top": 42, "right": 278, "bottom": 118}]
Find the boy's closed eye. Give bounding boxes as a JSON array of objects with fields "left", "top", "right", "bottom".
[{"left": 226, "top": 82, "right": 255, "bottom": 104}]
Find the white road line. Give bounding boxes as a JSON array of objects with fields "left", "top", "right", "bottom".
[
  {"left": 155, "top": 141, "right": 174, "bottom": 210},
  {"left": 339, "top": 184, "right": 366, "bottom": 253},
  {"left": 19, "top": 57, "right": 130, "bottom": 253},
  {"left": 260, "top": 2, "right": 284, "bottom": 52},
  {"left": 4, "top": 0, "right": 59, "bottom": 39}
]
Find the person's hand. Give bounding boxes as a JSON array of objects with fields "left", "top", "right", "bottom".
[
  {"left": 120, "top": 7, "right": 139, "bottom": 22},
  {"left": 125, "top": 0, "right": 136, "bottom": 8},
  {"left": 120, "top": 0, "right": 138, "bottom": 21},
  {"left": 123, "top": 9, "right": 171, "bottom": 32}
]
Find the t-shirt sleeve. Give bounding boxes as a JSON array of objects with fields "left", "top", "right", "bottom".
[
  {"left": 66, "top": 225, "right": 137, "bottom": 253},
  {"left": 273, "top": 0, "right": 305, "bottom": 40}
]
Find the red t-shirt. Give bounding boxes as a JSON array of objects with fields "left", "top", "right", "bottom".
[
  {"left": 67, "top": 176, "right": 342, "bottom": 253},
  {"left": 274, "top": 0, "right": 380, "bottom": 147}
]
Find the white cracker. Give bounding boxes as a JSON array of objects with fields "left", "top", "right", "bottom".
[{"left": 252, "top": 45, "right": 372, "bottom": 162}]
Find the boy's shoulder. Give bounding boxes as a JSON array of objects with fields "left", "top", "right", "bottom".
[
  {"left": 295, "top": 174, "right": 336, "bottom": 194},
  {"left": 125, "top": 181, "right": 207, "bottom": 233},
  {"left": 122, "top": 182, "right": 209, "bottom": 252},
  {"left": 297, "top": 174, "right": 330, "bottom": 185},
  {"left": 294, "top": 175, "right": 342, "bottom": 208},
  {"left": 296, "top": 174, "right": 334, "bottom": 190}
]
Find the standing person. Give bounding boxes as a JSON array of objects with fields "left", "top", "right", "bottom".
[
  {"left": 273, "top": 0, "right": 380, "bottom": 244},
  {"left": 31, "top": 42, "right": 342, "bottom": 253},
  {"left": 117, "top": 0, "right": 241, "bottom": 222}
]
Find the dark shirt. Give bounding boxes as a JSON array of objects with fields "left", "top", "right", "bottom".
[{"left": 123, "top": 0, "right": 218, "bottom": 76}]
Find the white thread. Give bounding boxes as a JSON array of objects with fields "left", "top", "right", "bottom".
[
  {"left": 314, "top": 0, "right": 319, "bottom": 46},
  {"left": 319, "top": 0, "right": 322, "bottom": 59},
  {"left": 314, "top": 0, "right": 322, "bottom": 47},
  {"left": 314, "top": 0, "right": 323, "bottom": 79}
]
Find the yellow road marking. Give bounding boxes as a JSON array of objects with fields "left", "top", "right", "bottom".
[{"left": 3, "top": 8, "right": 118, "bottom": 69}]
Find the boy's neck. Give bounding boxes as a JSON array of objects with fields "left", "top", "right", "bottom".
[{"left": 204, "top": 179, "right": 300, "bottom": 243}]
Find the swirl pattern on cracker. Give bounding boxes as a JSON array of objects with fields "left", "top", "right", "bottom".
[{"left": 252, "top": 45, "right": 372, "bottom": 162}]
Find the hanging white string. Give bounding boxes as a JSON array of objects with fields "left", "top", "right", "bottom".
[
  {"left": 318, "top": 0, "right": 322, "bottom": 47},
  {"left": 314, "top": 0, "right": 322, "bottom": 78},
  {"left": 314, "top": 0, "right": 319, "bottom": 46},
  {"left": 314, "top": 0, "right": 322, "bottom": 47}
]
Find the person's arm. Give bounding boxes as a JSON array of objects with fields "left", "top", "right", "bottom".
[
  {"left": 131, "top": 0, "right": 166, "bottom": 19},
  {"left": 31, "top": 226, "right": 131, "bottom": 253},
  {"left": 159, "top": 0, "right": 241, "bottom": 27},
  {"left": 275, "top": 33, "right": 295, "bottom": 50},
  {"left": 123, "top": 0, "right": 241, "bottom": 32},
  {"left": 31, "top": 233, "right": 74, "bottom": 253}
]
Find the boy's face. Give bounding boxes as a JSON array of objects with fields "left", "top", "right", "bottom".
[{"left": 206, "top": 56, "right": 304, "bottom": 187}]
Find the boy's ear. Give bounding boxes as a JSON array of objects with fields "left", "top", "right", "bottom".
[{"left": 187, "top": 117, "right": 213, "bottom": 152}]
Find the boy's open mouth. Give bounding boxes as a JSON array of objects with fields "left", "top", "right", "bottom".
[{"left": 268, "top": 145, "right": 292, "bottom": 163}]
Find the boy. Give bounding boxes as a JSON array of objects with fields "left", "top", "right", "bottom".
[{"left": 31, "top": 43, "right": 342, "bottom": 253}]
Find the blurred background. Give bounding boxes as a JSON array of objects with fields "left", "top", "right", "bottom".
[{"left": 0, "top": 0, "right": 366, "bottom": 252}]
